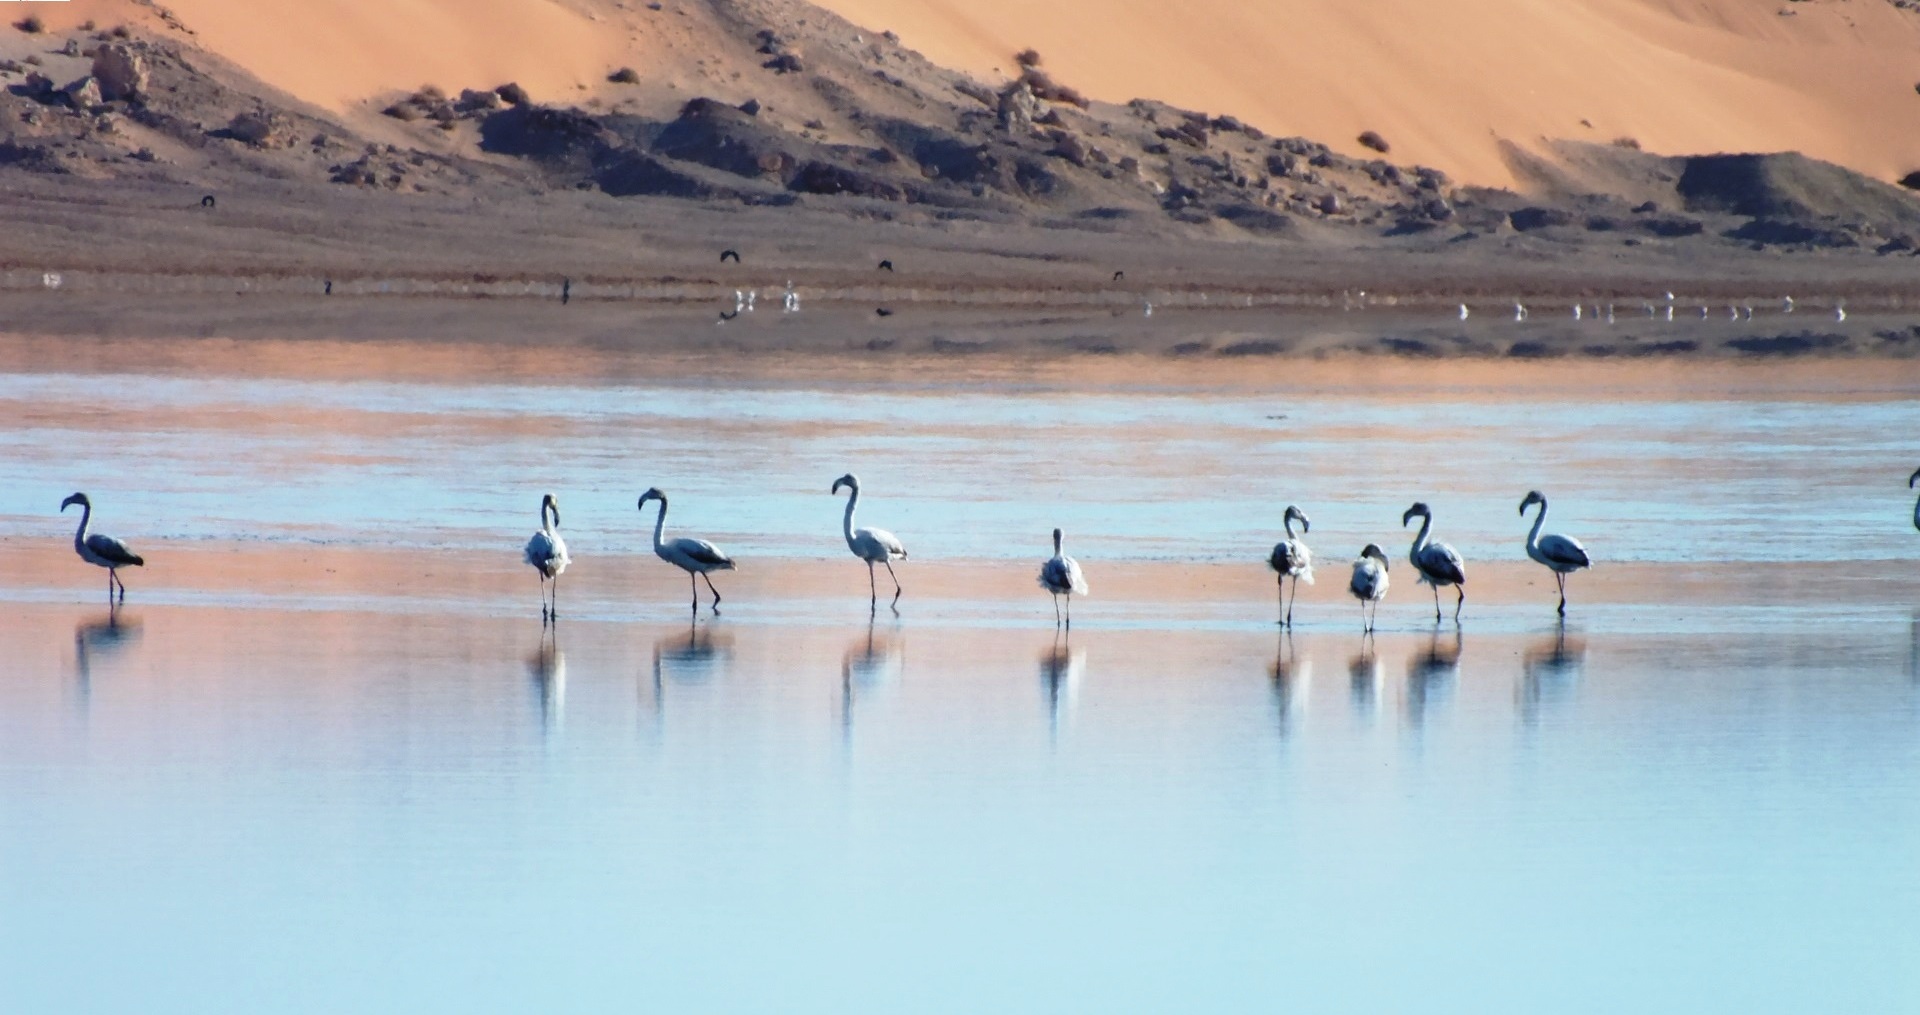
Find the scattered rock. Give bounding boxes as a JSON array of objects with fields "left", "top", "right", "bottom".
[
  {"left": 609, "top": 67, "right": 640, "bottom": 84},
  {"left": 224, "top": 109, "right": 294, "bottom": 148},
  {"left": 61, "top": 77, "right": 103, "bottom": 110},
  {"left": 90, "top": 44, "right": 148, "bottom": 101},
  {"left": 496, "top": 82, "right": 530, "bottom": 106},
  {"left": 1357, "top": 130, "right": 1390, "bottom": 154}
]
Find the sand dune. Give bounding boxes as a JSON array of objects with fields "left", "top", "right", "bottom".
[{"left": 814, "top": 0, "right": 1920, "bottom": 187}]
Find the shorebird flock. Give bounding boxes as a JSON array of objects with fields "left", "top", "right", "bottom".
[
  {"left": 59, "top": 480, "right": 1595, "bottom": 632},
  {"left": 59, "top": 470, "right": 1920, "bottom": 629}
]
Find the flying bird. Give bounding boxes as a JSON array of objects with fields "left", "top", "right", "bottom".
[
  {"left": 1037, "top": 527, "right": 1089, "bottom": 628},
  {"left": 1519, "top": 490, "right": 1591, "bottom": 616},
  {"left": 1268, "top": 504, "right": 1314, "bottom": 627},
  {"left": 720, "top": 249, "right": 741, "bottom": 263},
  {"left": 638, "top": 488, "right": 736, "bottom": 613},
  {"left": 60, "top": 493, "right": 144, "bottom": 602},
  {"left": 523, "top": 493, "right": 571, "bottom": 622},
  {"left": 1403, "top": 501, "right": 1467, "bottom": 622},
  {"left": 832, "top": 473, "right": 907, "bottom": 610},
  {"left": 1348, "top": 543, "right": 1390, "bottom": 633}
]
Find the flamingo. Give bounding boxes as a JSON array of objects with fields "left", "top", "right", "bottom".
[
  {"left": 832, "top": 473, "right": 907, "bottom": 610},
  {"left": 1037, "top": 527, "right": 1089, "bottom": 628},
  {"left": 1348, "top": 543, "right": 1390, "bottom": 633},
  {"left": 637, "top": 488, "right": 735, "bottom": 613},
  {"left": 1519, "top": 490, "right": 1591, "bottom": 615},
  {"left": 1268, "top": 504, "right": 1314, "bottom": 627},
  {"left": 1908, "top": 467, "right": 1920, "bottom": 531},
  {"left": 523, "top": 493, "right": 570, "bottom": 622},
  {"left": 60, "top": 493, "right": 143, "bottom": 602},
  {"left": 1403, "top": 502, "right": 1467, "bottom": 622}
]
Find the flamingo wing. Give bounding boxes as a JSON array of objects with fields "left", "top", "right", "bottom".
[
  {"left": 1417, "top": 542, "right": 1467, "bottom": 586},
  {"left": 1537, "top": 534, "right": 1590, "bottom": 570},
  {"left": 524, "top": 530, "right": 564, "bottom": 575},
  {"left": 86, "top": 532, "right": 143, "bottom": 567},
  {"left": 858, "top": 527, "right": 907, "bottom": 560},
  {"left": 671, "top": 537, "right": 735, "bottom": 570}
]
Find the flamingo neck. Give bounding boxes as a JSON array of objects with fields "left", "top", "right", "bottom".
[
  {"left": 651, "top": 498, "right": 668, "bottom": 552},
  {"left": 72, "top": 501, "right": 91, "bottom": 547},
  {"left": 841, "top": 487, "right": 859, "bottom": 542},
  {"left": 1410, "top": 513, "right": 1433, "bottom": 556},
  {"left": 1053, "top": 531, "right": 1063, "bottom": 556},
  {"left": 1283, "top": 514, "right": 1297, "bottom": 540},
  {"left": 1525, "top": 501, "right": 1547, "bottom": 550},
  {"left": 542, "top": 502, "right": 556, "bottom": 536}
]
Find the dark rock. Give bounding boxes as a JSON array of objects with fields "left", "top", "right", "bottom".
[{"left": 1510, "top": 206, "right": 1575, "bottom": 231}]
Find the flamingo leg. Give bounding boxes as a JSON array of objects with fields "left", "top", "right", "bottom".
[
  {"left": 1431, "top": 584, "right": 1442, "bottom": 622},
  {"left": 1277, "top": 575, "right": 1285, "bottom": 626},
  {"left": 1053, "top": 592, "right": 1061, "bottom": 626},
  {"left": 701, "top": 571, "right": 722, "bottom": 611},
  {"left": 1556, "top": 572, "right": 1567, "bottom": 616},
  {"left": 1454, "top": 586, "right": 1465, "bottom": 622},
  {"left": 1065, "top": 596, "right": 1072, "bottom": 632},
  {"left": 884, "top": 560, "right": 902, "bottom": 603},
  {"left": 866, "top": 561, "right": 877, "bottom": 608},
  {"left": 552, "top": 575, "right": 559, "bottom": 621},
  {"left": 1287, "top": 575, "right": 1298, "bottom": 628}
]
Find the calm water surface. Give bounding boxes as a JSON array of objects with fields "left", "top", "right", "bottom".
[{"left": 2, "top": 346, "right": 1918, "bottom": 1011}]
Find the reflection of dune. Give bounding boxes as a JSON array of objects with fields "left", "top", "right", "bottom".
[
  {"left": 1520, "top": 624, "right": 1587, "bottom": 722},
  {"left": 75, "top": 607, "right": 142, "bottom": 697},
  {"left": 1039, "top": 639, "right": 1086, "bottom": 740},
  {"left": 526, "top": 632, "right": 565, "bottom": 734},
  {"left": 1405, "top": 628, "right": 1462, "bottom": 726}
]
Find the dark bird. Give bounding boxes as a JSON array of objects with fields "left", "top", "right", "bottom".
[
  {"left": 1113, "top": 270, "right": 1125, "bottom": 282},
  {"left": 1403, "top": 502, "right": 1467, "bottom": 622},
  {"left": 323, "top": 279, "right": 332, "bottom": 295},
  {"left": 875, "top": 307, "right": 893, "bottom": 317},
  {"left": 878, "top": 259, "right": 894, "bottom": 271},
  {"left": 720, "top": 249, "right": 741, "bottom": 263},
  {"left": 561, "top": 278, "right": 571, "bottom": 305},
  {"left": 60, "top": 493, "right": 145, "bottom": 603},
  {"left": 718, "top": 309, "right": 739, "bottom": 322}
]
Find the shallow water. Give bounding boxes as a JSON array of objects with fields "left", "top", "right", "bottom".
[{"left": 2, "top": 342, "right": 1918, "bottom": 1012}]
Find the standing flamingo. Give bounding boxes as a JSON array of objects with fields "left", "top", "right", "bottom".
[
  {"left": 832, "top": 474, "right": 907, "bottom": 610},
  {"left": 1348, "top": 543, "right": 1390, "bottom": 633},
  {"left": 60, "top": 493, "right": 144, "bottom": 602},
  {"left": 1519, "top": 490, "right": 1591, "bottom": 615},
  {"left": 637, "top": 488, "right": 735, "bottom": 613},
  {"left": 523, "top": 493, "right": 570, "bottom": 622},
  {"left": 1268, "top": 504, "right": 1314, "bottom": 627},
  {"left": 1909, "top": 468, "right": 1920, "bottom": 531},
  {"left": 1038, "top": 527, "right": 1089, "bottom": 628},
  {"left": 1403, "top": 502, "right": 1467, "bottom": 622}
]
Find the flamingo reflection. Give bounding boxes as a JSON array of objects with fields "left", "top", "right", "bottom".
[
  {"left": 74, "top": 604, "right": 141, "bottom": 702},
  {"left": 1520, "top": 621, "right": 1586, "bottom": 723},
  {"left": 1270, "top": 631, "right": 1311, "bottom": 734},
  {"left": 1039, "top": 635, "right": 1085, "bottom": 742},
  {"left": 841, "top": 622, "right": 905, "bottom": 742},
  {"left": 646, "top": 622, "right": 731, "bottom": 727},
  {"left": 526, "top": 626, "right": 565, "bottom": 735},
  {"left": 1348, "top": 635, "right": 1381, "bottom": 716},
  {"left": 1405, "top": 626, "right": 1461, "bottom": 727}
]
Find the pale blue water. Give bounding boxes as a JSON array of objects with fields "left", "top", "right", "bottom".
[{"left": 1, "top": 350, "right": 1918, "bottom": 1012}]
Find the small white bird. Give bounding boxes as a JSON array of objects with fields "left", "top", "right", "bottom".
[
  {"left": 832, "top": 473, "right": 908, "bottom": 610},
  {"left": 1513, "top": 301, "right": 1527, "bottom": 321},
  {"left": 1037, "top": 527, "right": 1089, "bottom": 628},
  {"left": 1348, "top": 543, "right": 1390, "bottom": 633},
  {"left": 61, "top": 492, "right": 143, "bottom": 603},
  {"left": 523, "top": 493, "right": 571, "bottom": 622},
  {"left": 1664, "top": 305, "right": 1675, "bottom": 322},
  {"left": 1144, "top": 299, "right": 1154, "bottom": 318},
  {"left": 1458, "top": 303, "right": 1470, "bottom": 321},
  {"left": 1836, "top": 302, "right": 1847, "bottom": 322},
  {"left": 1783, "top": 295, "right": 1795, "bottom": 313},
  {"left": 1573, "top": 304, "right": 1582, "bottom": 321},
  {"left": 1268, "top": 504, "right": 1314, "bottom": 628},
  {"left": 1403, "top": 501, "right": 1468, "bottom": 623},
  {"left": 1519, "top": 490, "right": 1592, "bottom": 616},
  {"left": 1606, "top": 303, "right": 1616, "bottom": 324},
  {"left": 638, "top": 487, "right": 736, "bottom": 613}
]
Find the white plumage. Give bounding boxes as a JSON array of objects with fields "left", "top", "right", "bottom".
[
  {"left": 61, "top": 492, "right": 144, "bottom": 602},
  {"left": 523, "top": 493, "right": 570, "bottom": 621},
  {"left": 1038, "top": 527, "right": 1088, "bottom": 628},
  {"left": 1519, "top": 490, "right": 1591, "bottom": 615},
  {"left": 1403, "top": 501, "right": 1468, "bottom": 622},
  {"left": 1348, "top": 543, "right": 1390, "bottom": 633},
  {"left": 832, "top": 473, "right": 907, "bottom": 609},
  {"left": 638, "top": 487, "right": 736, "bottom": 612},
  {"left": 1268, "top": 504, "right": 1314, "bottom": 627}
]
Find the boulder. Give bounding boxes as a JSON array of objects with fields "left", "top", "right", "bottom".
[
  {"left": 62, "top": 77, "right": 103, "bottom": 109},
  {"left": 227, "top": 110, "right": 294, "bottom": 148},
  {"left": 91, "top": 44, "right": 148, "bottom": 101}
]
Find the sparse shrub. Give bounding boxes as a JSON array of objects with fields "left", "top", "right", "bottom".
[
  {"left": 496, "top": 82, "right": 530, "bottom": 106},
  {"left": 382, "top": 103, "right": 422, "bottom": 122},
  {"left": 1020, "top": 67, "right": 1087, "bottom": 108},
  {"left": 15, "top": 15, "right": 45, "bottom": 34},
  {"left": 609, "top": 67, "right": 640, "bottom": 84},
  {"left": 80, "top": 20, "right": 95, "bottom": 31},
  {"left": 1357, "top": 130, "right": 1389, "bottom": 154},
  {"left": 413, "top": 84, "right": 446, "bottom": 103},
  {"left": 1015, "top": 48, "right": 1043, "bottom": 69},
  {"left": 110, "top": 25, "right": 131, "bottom": 39},
  {"left": 1611, "top": 135, "right": 1641, "bottom": 150}
]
